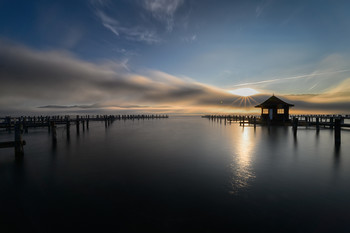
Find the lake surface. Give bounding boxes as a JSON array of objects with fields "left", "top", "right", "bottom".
[{"left": 1, "top": 116, "right": 350, "bottom": 232}]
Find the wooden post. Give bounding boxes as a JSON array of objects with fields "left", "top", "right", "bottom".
[
  {"left": 82, "top": 119, "right": 85, "bottom": 131},
  {"left": 330, "top": 117, "right": 334, "bottom": 129},
  {"left": 48, "top": 117, "right": 51, "bottom": 133},
  {"left": 5, "top": 116, "right": 11, "bottom": 131},
  {"left": 335, "top": 119, "right": 341, "bottom": 146},
  {"left": 316, "top": 117, "right": 320, "bottom": 131},
  {"left": 23, "top": 117, "right": 28, "bottom": 133},
  {"left": 254, "top": 116, "right": 256, "bottom": 129},
  {"left": 51, "top": 121, "right": 57, "bottom": 145},
  {"left": 14, "top": 123, "right": 24, "bottom": 157},
  {"left": 47, "top": 117, "right": 52, "bottom": 132},
  {"left": 87, "top": 115, "right": 89, "bottom": 129},
  {"left": 76, "top": 115, "right": 80, "bottom": 135},
  {"left": 293, "top": 117, "right": 298, "bottom": 135},
  {"left": 66, "top": 117, "right": 70, "bottom": 139}
]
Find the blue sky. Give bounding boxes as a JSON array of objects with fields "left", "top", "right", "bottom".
[{"left": 1, "top": 0, "right": 350, "bottom": 114}]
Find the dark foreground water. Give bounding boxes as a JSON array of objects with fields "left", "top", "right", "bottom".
[{"left": 1, "top": 116, "right": 350, "bottom": 233}]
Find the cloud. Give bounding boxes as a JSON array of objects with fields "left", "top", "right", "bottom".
[
  {"left": 233, "top": 69, "right": 350, "bottom": 87},
  {"left": 89, "top": 0, "right": 111, "bottom": 8},
  {"left": 286, "top": 78, "right": 350, "bottom": 104},
  {"left": 1, "top": 41, "right": 349, "bottom": 115},
  {"left": 91, "top": 0, "right": 187, "bottom": 44},
  {"left": 95, "top": 10, "right": 161, "bottom": 44},
  {"left": 255, "top": 0, "right": 272, "bottom": 18},
  {"left": 38, "top": 104, "right": 102, "bottom": 109},
  {"left": 182, "top": 34, "right": 197, "bottom": 43},
  {"left": 143, "top": 0, "right": 184, "bottom": 31},
  {"left": 0, "top": 41, "right": 234, "bottom": 113}
]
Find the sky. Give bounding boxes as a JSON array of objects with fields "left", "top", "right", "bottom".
[{"left": 1, "top": 0, "right": 350, "bottom": 115}]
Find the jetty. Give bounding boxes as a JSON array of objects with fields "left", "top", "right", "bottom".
[
  {"left": 202, "top": 114, "right": 349, "bottom": 148},
  {"left": 0, "top": 114, "right": 168, "bottom": 156},
  {"left": 203, "top": 95, "right": 349, "bottom": 147}
]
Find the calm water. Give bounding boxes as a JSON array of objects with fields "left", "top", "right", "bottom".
[{"left": 1, "top": 116, "right": 350, "bottom": 233}]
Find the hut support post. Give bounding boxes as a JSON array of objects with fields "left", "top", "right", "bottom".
[{"left": 293, "top": 117, "right": 298, "bottom": 135}]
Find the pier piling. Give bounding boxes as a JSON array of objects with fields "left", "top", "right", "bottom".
[
  {"left": 254, "top": 117, "right": 256, "bottom": 129},
  {"left": 66, "top": 117, "right": 70, "bottom": 139},
  {"left": 82, "top": 119, "right": 85, "bottom": 132},
  {"left": 76, "top": 115, "right": 80, "bottom": 134},
  {"left": 51, "top": 121, "right": 57, "bottom": 145},
  {"left": 335, "top": 119, "right": 341, "bottom": 146},
  {"left": 14, "top": 123, "right": 24, "bottom": 157},
  {"left": 293, "top": 117, "right": 298, "bottom": 135},
  {"left": 316, "top": 117, "right": 320, "bottom": 131}
]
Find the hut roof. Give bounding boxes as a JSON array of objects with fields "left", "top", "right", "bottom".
[{"left": 255, "top": 95, "right": 294, "bottom": 108}]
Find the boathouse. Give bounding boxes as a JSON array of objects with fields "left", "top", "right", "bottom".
[{"left": 255, "top": 95, "right": 294, "bottom": 123}]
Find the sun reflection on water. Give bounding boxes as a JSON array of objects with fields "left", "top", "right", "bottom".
[{"left": 229, "top": 128, "right": 256, "bottom": 194}]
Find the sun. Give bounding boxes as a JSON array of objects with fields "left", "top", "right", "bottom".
[{"left": 229, "top": 88, "right": 259, "bottom": 97}]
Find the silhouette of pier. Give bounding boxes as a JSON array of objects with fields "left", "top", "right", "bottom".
[
  {"left": 0, "top": 114, "right": 168, "bottom": 156},
  {"left": 202, "top": 114, "right": 350, "bottom": 147}
]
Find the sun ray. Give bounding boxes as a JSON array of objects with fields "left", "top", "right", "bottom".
[
  {"left": 248, "top": 96, "right": 259, "bottom": 104},
  {"left": 246, "top": 97, "right": 252, "bottom": 106},
  {"left": 232, "top": 97, "right": 242, "bottom": 104},
  {"left": 239, "top": 97, "right": 245, "bottom": 106}
]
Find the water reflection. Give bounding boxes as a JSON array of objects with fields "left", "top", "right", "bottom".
[{"left": 230, "top": 128, "right": 256, "bottom": 193}]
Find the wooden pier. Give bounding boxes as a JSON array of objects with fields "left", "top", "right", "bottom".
[
  {"left": 0, "top": 123, "right": 26, "bottom": 157},
  {"left": 290, "top": 114, "right": 350, "bottom": 128},
  {"left": 203, "top": 114, "right": 350, "bottom": 147},
  {"left": 0, "top": 114, "right": 168, "bottom": 156},
  {"left": 202, "top": 114, "right": 262, "bottom": 127}
]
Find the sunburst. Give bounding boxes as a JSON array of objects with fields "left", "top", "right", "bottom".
[
  {"left": 230, "top": 88, "right": 259, "bottom": 108},
  {"left": 232, "top": 95, "right": 259, "bottom": 108}
]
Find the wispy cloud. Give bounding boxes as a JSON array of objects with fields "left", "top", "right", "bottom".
[
  {"left": 39, "top": 104, "right": 102, "bottom": 109},
  {"left": 113, "top": 48, "right": 139, "bottom": 57},
  {"left": 96, "top": 10, "right": 161, "bottom": 44},
  {"left": 143, "top": 0, "right": 184, "bottom": 31},
  {"left": 255, "top": 0, "right": 271, "bottom": 17},
  {"left": 182, "top": 34, "right": 197, "bottom": 43},
  {"left": 91, "top": 0, "right": 185, "bottom": 44},
  {"left": 89, "top": 0, "right": 111, "bottom": 8},
  {"left": 233, "top": 69, "right": 350, "bottom": 87},
  {"left": 0, "top": 41, "right": 233, "bottom": 113}
]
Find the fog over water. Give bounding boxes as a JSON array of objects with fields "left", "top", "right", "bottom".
[{"left": 1, "top": 116, "right": 350, "bottom": 232}]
